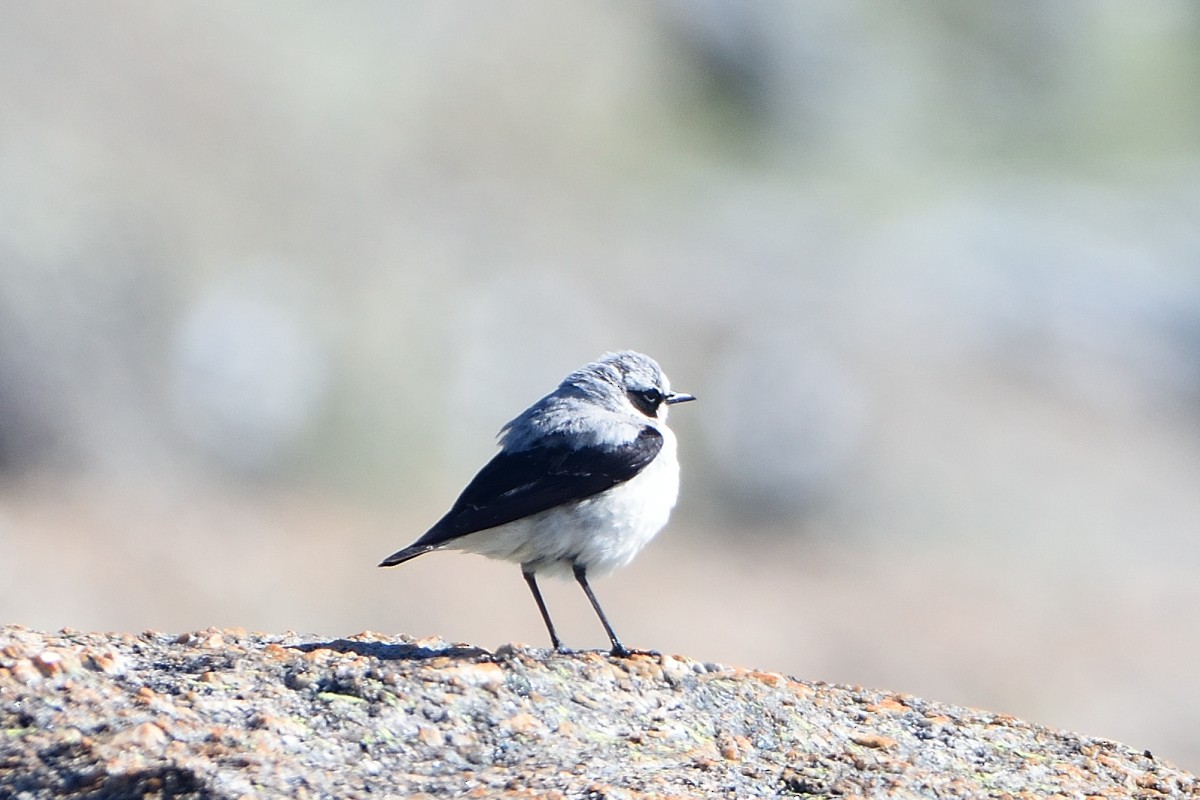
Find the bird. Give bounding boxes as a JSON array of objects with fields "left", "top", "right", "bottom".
[{"left": 379, "top": 350, "right": 695, "bottom": 656}]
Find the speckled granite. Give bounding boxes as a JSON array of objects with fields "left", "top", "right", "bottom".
[{"left": 1, "top": 626, "right": 1195, "bottom": 799}]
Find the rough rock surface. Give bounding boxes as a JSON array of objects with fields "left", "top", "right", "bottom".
[{"left": 0, "top": 626, "right": 1195, "bottom": 799}]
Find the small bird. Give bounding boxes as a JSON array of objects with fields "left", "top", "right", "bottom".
[{"left": 379, "top": 351, "right": 695, "bottom": 656}]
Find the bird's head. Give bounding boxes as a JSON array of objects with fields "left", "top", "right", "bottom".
[{"left": 586, "top": 351, "right": 696, "bottom": 421}]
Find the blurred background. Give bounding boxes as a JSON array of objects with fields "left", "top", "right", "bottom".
[{"left": 2, "top": 0, "right": 1199, "bottom": 770}]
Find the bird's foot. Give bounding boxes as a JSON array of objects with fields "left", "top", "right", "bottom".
[{"left": 608, "top": 643, "right": 660, "bottom": 659}]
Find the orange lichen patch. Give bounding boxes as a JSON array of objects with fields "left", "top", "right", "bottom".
[
  {"left": 717, "top": 731, "right": 752, "bottom": 761},
  {"left": 851, "top": 733, "right": 899, "bottom": 751},
  {"left": 84, "top": 649, "right": 126, "bottom": 675},
  {"left": 261, "top": 643, "right": 289, "bottom": 660},
  {"left": 417, "top": 726, "right": 443, "bottom": 747},
  {"left": 501, "top": 713, "right": 545, "bottom": 735},
  {"left": 33, "top": 649, "right": 82, "bottom": 677},
  {"left": 748, "top": 670, "right": 785, "bottom": 687},
  {"left": 864, "top": 697, "right": 909, "bottom": 714},
  {"left": 442, "top": 662, "right": 506, "bottom": 692},
  {"left": 785, "top": 681, "right": 815, "bottom": 699},
  {"left": 9, "top": 659, "right": 42, "bottom": 685}
]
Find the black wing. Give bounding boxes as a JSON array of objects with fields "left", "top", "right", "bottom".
[{"left": 414, "top": 426, "right": 663, "bottom": 549}]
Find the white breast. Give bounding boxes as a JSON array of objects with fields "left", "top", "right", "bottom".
[{"left": 452, "top": 426, "right": 681, "bottom": 578}]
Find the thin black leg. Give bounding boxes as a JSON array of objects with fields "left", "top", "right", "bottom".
[
  {"left": 523, "top": 569, "right": 566, "bottom": 652},
  {"left": 573, "top": 563, "right": 630, "bottom": 657}
]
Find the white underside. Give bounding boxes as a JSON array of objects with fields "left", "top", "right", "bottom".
[{"left": 450, "top": 426, "right": 680, "bottom": 578}]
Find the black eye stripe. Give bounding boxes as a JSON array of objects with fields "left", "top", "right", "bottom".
[{"left": 627, "top": 388, "right": 663, "bottom": 416}]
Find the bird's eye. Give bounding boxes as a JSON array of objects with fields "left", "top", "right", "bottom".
[{"left": 628, "top": 388, "right": 663, "bottom": 417}]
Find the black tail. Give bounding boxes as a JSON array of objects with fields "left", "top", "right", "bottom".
[{"left": 378, "top": 544, "right": 437, "bottom": 568}]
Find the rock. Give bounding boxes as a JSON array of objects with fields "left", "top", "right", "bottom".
[{"left": 0, "top": 625, "right": 1196, "bottom": 799}]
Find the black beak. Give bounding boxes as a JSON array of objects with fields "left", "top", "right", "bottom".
[{"left": 665, "top": 392, "right": 697, "bottom": 405}]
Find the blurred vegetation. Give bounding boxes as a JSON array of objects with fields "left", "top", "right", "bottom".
[
  {"left": 3, "top": 3, "right": 1198, "bottom": 517},
  {"left": 2, "top": 1, "right": 1200, "bottom": 770}
]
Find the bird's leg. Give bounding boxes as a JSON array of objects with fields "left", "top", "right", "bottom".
[
  {"left": 523, "top": 569, "right": 568, "bottom": 653},
  {"left": 572, "top": 563, "right": 630, "bottom": 657}
]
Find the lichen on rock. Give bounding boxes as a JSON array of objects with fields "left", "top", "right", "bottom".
[{"left": 0, "top": 625, "right": 1195, "bottom": 798}]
